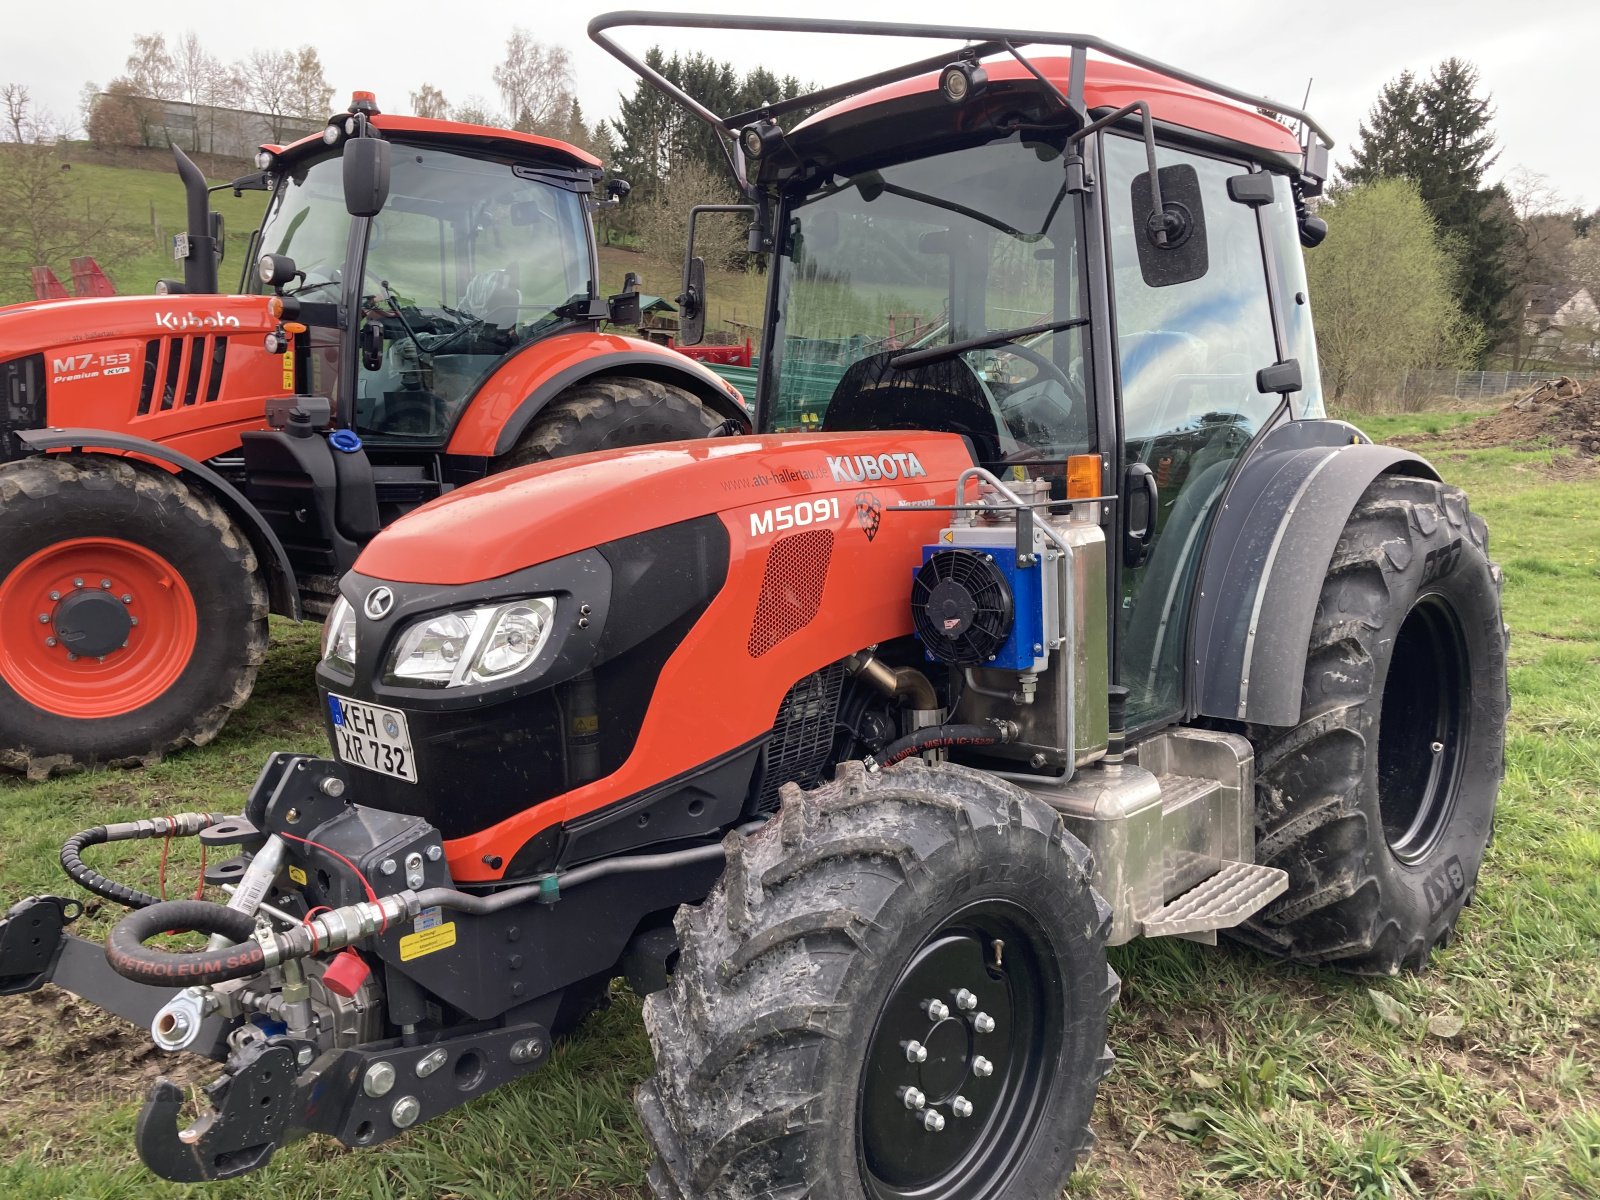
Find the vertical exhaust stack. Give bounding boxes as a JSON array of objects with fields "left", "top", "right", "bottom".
[{"left": 171, "top": 146, "right": 220, "bottom": 295}]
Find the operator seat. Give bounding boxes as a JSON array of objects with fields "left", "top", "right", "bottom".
[
  {"left": 461, "top": 267, "right": 522, "bottom": 331},
  {"left": 822, "top": 350, "right": 1004, "bottom": 464}
]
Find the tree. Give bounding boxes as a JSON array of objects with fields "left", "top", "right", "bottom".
[
  {"left": 287, "top": 46, "right": 334, "bottom": 120},
  {"left": 630, "top": 156, "right": 750, "bottom": 271},
  {"left": 1499, "top": 169, "right": 1583, "bottom": 369},
  {"left": 124, "top": 33, "right": 178, "bottom": 100},
  {"left": 492, "top": 30, "right": 574, "bottom": 135},
  {"left": 0, "top": 141, "right": 137, "bottom": 304},
  {"left": 410, "top": 83, "right": 449, "bottom": 120},
  {"left": 1305, "top": 178, "right": 1482, "bottom": 407},
  {"left": 1340, "top": 59, "right": 1512, "bottom": 357},
  {"left": 173, "top": 32, "right": 232, "bottom": 152},
  {"left": 2, "top": 84, "right": 31, "bottom": 143},
  {"left": 86, "top": 79, "right": 148, "bottom": 149},
  {"left": 238, "top": 49, "right": 295, "bottom": 142},
  {"left": 450, "top": 96, "right": 501, "bottom": 129}
]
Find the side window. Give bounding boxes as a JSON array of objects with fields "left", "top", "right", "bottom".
[
  {"left": 1264, "top": 175, "right": 1326, "bottom": 419},
  {"left": 1104, "top": 135, "right": 1280, "bottom": 727}
]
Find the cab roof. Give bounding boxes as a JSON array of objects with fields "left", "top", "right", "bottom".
[
  {"left": 796, "top": 56, "right": 1303, "bottom": 159},
  {"left": 272, "top": 112, "right": 601, "bottom": 172}
]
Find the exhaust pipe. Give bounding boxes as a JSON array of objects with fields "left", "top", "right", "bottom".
[{"left": 172, "top": 146, "right": 219, "bottom": 294}]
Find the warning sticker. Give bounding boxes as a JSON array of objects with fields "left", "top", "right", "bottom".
[
  {"left": 399, "top": 922, "right": 456, "bottom": 962},
  {"left": 287, "top": 865, "right": 307, "bottom": 887}
]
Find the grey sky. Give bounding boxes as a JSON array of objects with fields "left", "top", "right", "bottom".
[{"left": 5, "top": 0, "right": 1597, "bottom": 206}]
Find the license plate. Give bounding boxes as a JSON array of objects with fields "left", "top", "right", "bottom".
[{"left": 328, "top": 694, "right": 416, "bottom": 783}]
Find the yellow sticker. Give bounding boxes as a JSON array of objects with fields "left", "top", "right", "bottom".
[
  {"left": 570, "top": 714, "right": 599, "bottom": 735},
  {"left": 282, "top": 352, "right": 295, "bottom": 391},
  {"left": 287, "top": 865, "right": 307, "bottom": 887},
  {"left": 399, "top": 922, "right": 457, "bottom": 962}
]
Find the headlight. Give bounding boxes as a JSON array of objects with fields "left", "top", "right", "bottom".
[
  {"left": 386, "top": 598, "right": 556, "bottom": 688},
  {"left": 322, "top": 596, "right": 358, "bottom": 671}
]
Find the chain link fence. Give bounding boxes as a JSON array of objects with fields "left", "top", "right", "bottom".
[{"left": 1384, "top": 369, "right": 1559, "bottom": 410}]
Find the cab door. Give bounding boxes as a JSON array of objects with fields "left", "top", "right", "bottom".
[{"left": 1101, "top": 135, "right": 1285, "bottom": 729}]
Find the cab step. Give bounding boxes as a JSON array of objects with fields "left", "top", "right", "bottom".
[{"left": 1142, "top": 859, "right": 1288, "bottom": 938}]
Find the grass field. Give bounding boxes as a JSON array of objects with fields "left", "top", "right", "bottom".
[{"left": 0, "top": 412, "right": 1596, "bottom": 1199}]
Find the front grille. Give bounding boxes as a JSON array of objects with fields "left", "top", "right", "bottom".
[
  {"left": 757, "top": 663, "right": 846, "bottom": 812},
  {"left": 0, "top": 354, "right": 44, "bottom": 460}
]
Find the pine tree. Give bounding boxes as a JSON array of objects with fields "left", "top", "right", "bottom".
[{"left": 1340, "top": 59, "right": 1511, "bottom": 359}]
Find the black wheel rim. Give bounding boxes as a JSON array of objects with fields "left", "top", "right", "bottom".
[
  {"left": 857, "top": 900, "right": 1063, "bottom": 1200},
  {"left": 1377, "top": 593, "right": 1470, "bottom": 863}
]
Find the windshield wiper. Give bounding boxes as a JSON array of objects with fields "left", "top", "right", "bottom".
[
  {"left": 891, "top": 316, "right": 1089, "bottom": 370},
  {"left": 284, "top": 277, "right": 339, "bottom": 298}
]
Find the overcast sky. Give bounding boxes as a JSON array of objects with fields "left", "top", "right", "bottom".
[{"left": 4, "top": 0, "right": 1597, "bottom": 206}]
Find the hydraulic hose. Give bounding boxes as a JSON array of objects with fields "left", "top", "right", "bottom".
[
  {"left": 105, "top": 901, "right": 264, "bottom": 986},
  {"left": 872, "top": 721, "right": 1016, "bottom": 769},
  {"left": 60, "top": 813, "right": 226, "bottom": 911}
]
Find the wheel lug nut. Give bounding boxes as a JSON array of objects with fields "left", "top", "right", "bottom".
[
  {"left": 900, "top": 1086, "right": 926, "bottom": 1111},
  {"left": 924, "top": 999, "right": 950, "bottom": 1021},
  {"left": 44, "top": 637, "right": 56, "bottom": 647},
  {"left": 67, "top": 653, "right": 79, "bottom": 662},
  {"left": 954, "top": 988, "right": 978, "bottom": 1011},
  {"left": 37, "top": 613, "right": 49, "bottom": 623},
  {"left": 130, "top": 617, "right": 138, "bottom": 626},
  {"left": 973, "top": 1012, "right": 996, "bottom": 1034},
  {"left": 73, "top": 578, "right": 83, "bottom": 588},
  {"left": 972, "top": 1055, "right": 994, "bottom": 1078},
  {"left": 921, "top": 1110, "right": 946, "bottom": 1132},
  {"left": 952, "top": 1096, "right": 974, "bottom": 1118},
  {"left": 48, "top": 591, "right": 60, "bottom": 601},
  {"left": 100, "top": 579, "right": 111, "bottom": 589},
  {"left": 904, "top": 1040, "right": 928, "bottom": 1064},
  {"left": 121, "top": 594, "right": 132, "bottom": 604}
]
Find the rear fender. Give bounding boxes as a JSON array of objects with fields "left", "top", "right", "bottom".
[
  {"left": 1188, "top": 420, "right": 1440, "bottom": 727},
  {"left": 15, "top": 428, "right": 300, "bottom": 620},
  {"left": 446, "top": 333, "right": 751, "bottom": 458}
]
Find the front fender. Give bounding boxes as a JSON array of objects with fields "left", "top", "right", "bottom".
[
  {"left": 446, "top": 332, "right": 751, "bottom": 458},
  {"left": 1188, "top": 420, "right": 1439, "bottom": 727}
]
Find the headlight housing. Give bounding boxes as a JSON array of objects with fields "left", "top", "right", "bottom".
[
  {"left": 321, "top": 595, "right": 358, "bottom": 671},
  {"left": 385, "top": 597, "right": 556, "bottom": 688}
]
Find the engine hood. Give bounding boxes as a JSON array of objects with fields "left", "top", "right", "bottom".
[
  {"left": 0, "top": 293, "right": 279, "bottom": 361},
  {"left": 354, "top": 431, "right": 978, "bottom": 585}
]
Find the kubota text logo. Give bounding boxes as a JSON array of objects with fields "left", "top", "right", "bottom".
[
  {"left": 155, "top": 311, "right": 243, "bottom": 331},
  {"left": 826, "top": 451, "right": 928, "bottom": 483}
]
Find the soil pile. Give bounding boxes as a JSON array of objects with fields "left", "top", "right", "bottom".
[{"left": 1433, "top": 377, "right": 1600, "bottom": 455}]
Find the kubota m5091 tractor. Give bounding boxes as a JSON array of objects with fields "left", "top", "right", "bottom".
[
  {"left": 0, "top": 16, "right": 1505, "bottom": 1198},
  {"left": 0, "top": 95, "right": 747, "bottom": 777}
]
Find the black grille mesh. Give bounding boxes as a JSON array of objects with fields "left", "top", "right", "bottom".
[
  {"left": 757, "top": 662, "right": 846, "bottom": 812},
  {"left": 0, "top": 354, "right": 44, "bottom": 459}
]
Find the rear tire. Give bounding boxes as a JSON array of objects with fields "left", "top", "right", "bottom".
[
  {"left": 0, "top": 456, "right": 267, "bottom": 780},
  {"left": 639, "top": 758, "right": 1117, "bottom": 1199},
  {"left": 504, "top": 377, "right": 720, "bottom": 467},
  {"left": 1234, "top": 475, "right": 1507, "bottom": 973}
]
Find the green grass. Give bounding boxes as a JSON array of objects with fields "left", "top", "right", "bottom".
[{"left": 0, "top": 415, "right": 1597, "bottom": 1197}]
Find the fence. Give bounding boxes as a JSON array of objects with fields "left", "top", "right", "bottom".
[{"left": 1389, "top": 369, "right": 1557, "bottom": 409}]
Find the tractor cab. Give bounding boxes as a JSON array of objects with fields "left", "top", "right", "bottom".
[{"left": 243, "top": 98, "right": 614, "bottom": 447}]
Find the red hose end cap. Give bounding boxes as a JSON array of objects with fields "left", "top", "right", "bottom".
[{"left": 322, "top": 949, "right": 371, "bottom": 998}]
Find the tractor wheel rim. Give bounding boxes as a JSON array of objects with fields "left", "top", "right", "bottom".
[
  {"left": 857, "top": 899, "right": 1062, "bottom": 1200},
  {"left": 1377, "top": 593, "right": 1470, "bottom": 864},
  {"left": 0, "top": 538, "right": 198, "bottom": 718}
]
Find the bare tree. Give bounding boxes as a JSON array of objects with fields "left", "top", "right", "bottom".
[
  {"left": 1500, "top": 169, "right": 1581, "bottom": 369},
  {"left": 287, "top": 46, "right": 334, "bottom": 120},
  {"left": 172, "top": 32, "right": 233, "bottom": 152},
  {"left": 0, "top": 140, "right": 136, "bottom": 303},
  {"left": 450, "top": 96, "right": 502, "bottom": 129},
  {"left": 492, "top": 30, "right": 574, "bottom": 134},
  {"left": 238, "top": 49, "right": 295, "bottom": 142},
  {"left": 2, "top": 84, "right": 30, "bottom": 143},
  {"left": 125, "top": 33, "right": 178, "bottom": 99},
  {"left": 410, "top": 83, "right": 449, "bottom": 120}
]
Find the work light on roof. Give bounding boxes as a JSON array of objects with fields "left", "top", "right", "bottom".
[
  {"left": 940, "top": 60, "right": 988, "bottom": 104},
  {"left": 739, "top": 120, "right": 784, "bottom": 161}
]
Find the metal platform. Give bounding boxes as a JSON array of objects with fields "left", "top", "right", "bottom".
[{"left": 1142, "top": 860, "right": 1288, "bottom": 938}]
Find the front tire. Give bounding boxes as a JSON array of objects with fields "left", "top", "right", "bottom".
[
  {"left": 1235, "top": 474, "right": 1507, "bottom": 973},
  {"left": 639, "top": 759, "right": 1117, "bottom": 1199},
  {"left": 0, "top": 456, "right": 267, "bottom": 779}
]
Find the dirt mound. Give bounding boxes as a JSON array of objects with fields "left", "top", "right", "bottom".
[{"left": 1432, "top": 377, "right": 1600, "bottom": 455}]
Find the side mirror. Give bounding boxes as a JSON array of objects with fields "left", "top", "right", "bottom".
[
  {"left": 1299, "top": 214, "right": 1328, "bottom": 248},
  {"left": 343, "top": 137, "right": 391, "bottom": 218},
  {"left": 678, "top": 256, "right": 706, "bottom": 347},
  {"left": 1131, "top": 164, "right": 1208, "bottom": 289},
  {"left": 209, "top": 211, "right": 226, "bottom": 262}
]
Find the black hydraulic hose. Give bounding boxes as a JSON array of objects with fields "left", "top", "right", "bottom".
[
  {"left": 105, "top": 901, "right": 264, "bottom": 986},
  {"left": 873, "top": 722, "right": 1011, "bottom": 768},
  {"left": 60, "top": 813, "right": 226, "bottom": 911}
]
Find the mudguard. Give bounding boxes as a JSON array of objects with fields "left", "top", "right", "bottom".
[
  {"left": 15, "top": 427, "right": 300, "bottom": 620},
  {"left": 1187, "top": 419, "right": 1439, "bottom": 728},
  {"left": 445, "top": 332, "right": 752, "bottom": 458}
]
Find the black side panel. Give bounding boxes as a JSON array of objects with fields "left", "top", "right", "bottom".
[
  {"left": 241, "top": 429, "right": 370, "bottom": 577},
  {"left": 0, "top": 355, "right": 44, "bottom": 460},
  {"left": 1189, "top": 420, "right": 1440, "bottom": 727}
]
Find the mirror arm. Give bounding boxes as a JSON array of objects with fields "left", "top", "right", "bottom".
[
  {"left": 682, "top": 203, "right": 757, "bottom": 314},
  {"left": 1069, "top": 99, "right": 1167, "bottom": 245}
]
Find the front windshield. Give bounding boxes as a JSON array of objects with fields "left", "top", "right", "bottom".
[
  {"left": 254, "top": 146, "right": 595, "bottom": 441},
  {"left": 767, "top": 132, "right": 1090, "bottom": 468}
]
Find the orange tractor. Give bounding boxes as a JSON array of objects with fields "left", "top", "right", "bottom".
[{"left": 0, "top": 95, "right": 747, "bottom": 777}]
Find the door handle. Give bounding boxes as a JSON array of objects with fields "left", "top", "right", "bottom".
[{"left": 1123, "top": 462, "right": 1159, "bottom": 568}]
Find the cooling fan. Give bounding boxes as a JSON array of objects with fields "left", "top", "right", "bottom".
[{"left": 910, "top": 549, "right": 1016, "bottom": 665}]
